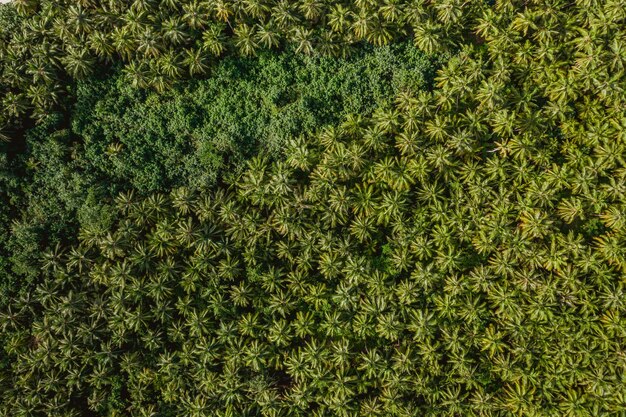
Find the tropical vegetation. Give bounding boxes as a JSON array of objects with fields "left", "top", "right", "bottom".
[{"left": 1, "top": 0, "right": 625, "bottom": 415}]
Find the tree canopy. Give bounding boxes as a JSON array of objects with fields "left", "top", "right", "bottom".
[
  {"left": 1, "top": 0, "right": 626, "bottom": 415},
  {"left": 2, "top": 89, "right": 626, "bottom": 415},
  {"left": 0, "top": 40, "right": 438, "bottom": 303}
]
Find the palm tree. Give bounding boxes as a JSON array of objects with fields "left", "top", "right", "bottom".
[
  {"left": 130, "top": 0, "right": 155, "bottom": 13},
  {"left": 123, "top": 7, "right": 148, "bottom": 34},
  {"left": 271, "top": 0, "right": 300, "bottom": 29},
  {"left": 316, "top": 30, "right": 341, "bottom": 56},
  {"left": 366, "top": 20, "right": 394, "bottom": 46},
  {"left": 162, "top": 16, "right": 188, "bottom": 46},
  {"left": 2, "top": 92, "right": 28, "bottom": 118},
  {"left": 327, "top": 3, "right": 351, "bottom": 33},
  {"left": 27, "top": 82, "right": 59, "bottom": 115},
  {"left": 61, "top": 46, "right": 94, "bottom": 78},
  {"left": 349, "top": 214, "right": 376, "bottom": 243},
  {"left": 160, "top": 0, "right": 180, "bottom": 12},
  {"left": 111, "top": 26, "right": 136, "bottom": 61},
  {"left": 182, "top": 1, "right": 208, "bottom": 29},
  {"left": 412, "top": 20, "right": 442, "bottom": 54},
  {"left": 157, "top": 49, "right": 182, "bottom": 78},
  {"left": 299, "top": 1, "right": 323, "bottom": 22},
  {"left": 351, "top": 9, "right": 373, "bottom": 41},
  {"left": 66, "top": 246, "right": 92, "bottom": 274},
  {"left": 379, "top": 0, "right": 403, "bottom": 23},
  {"left": 25, "top": 57, "right": 55, "bottom": 84},
  {"left": 202, "top": 23, "right": 227, "bottom": 56},
  {"left": 123, "top": 60, "right": 149, "bottom": 88},
  {"left": 88, "top": 31, "right": 115, "bottom": 61},
  {"left": 137, "top": 27, "right": 162, "bottom": 58},
  {"left": 12, "top": 0, "right": 37, "bottom": 16},
  {"left": 256, "top": 22, "right": 281, "bottom": 49},
  {"left": 233, "top": 23, "right": 259, "bottom": 56},
  {"left": 242, "top": 0, "right": 269, "bottom": 20},
  {"left": 291, "top": 26, "right": 314, "bottom": 55},
  {"left": 66, "top": 5, "right": 93, "bottom": 35}
]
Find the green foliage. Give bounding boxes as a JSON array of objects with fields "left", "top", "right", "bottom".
[
  {"left": 2, "top": 91, "right": 626, "bottom": 414},
  {"left": 0, "top": 152, "right": 16, "bottom": 302},
  {"left": 1, "top": 0, "right": 626, "bottom": 415},
  {"left": 0, "top": 116, "right": 116, "bottom": 299},
  {"left": 0, "top": 4, "right": 21, "bottom": 41},
  {"left": 0, "top": 42, "right": 437, "bottom": 305},
  {"left": 72, "top": 42, "right": 438, "bottom": 193},
  {"left": 0, "top": 0, "right": 479, "bottom": 126}
]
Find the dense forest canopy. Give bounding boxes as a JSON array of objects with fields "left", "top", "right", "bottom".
[
  {"left": 0, "top": 39, "right": 440, "bottom": 303},
  {"left": 1, "top": 0, "right": 626, "bottom": 416}
]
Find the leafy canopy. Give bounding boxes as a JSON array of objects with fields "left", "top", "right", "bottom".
[
  {"left": 2, "top": 84, "right": 625, "bottom": 414},
  {"left": 0, "top": 41, "right": 438, "bottom": 302}
]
